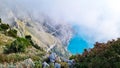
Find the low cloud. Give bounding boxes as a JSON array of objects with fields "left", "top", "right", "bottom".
[{"left": 1, "top": 0, "right": 120, "bottom": 46}]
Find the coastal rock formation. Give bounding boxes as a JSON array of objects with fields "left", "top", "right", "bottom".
[{"left": 0, "top": 2, "right": 73, "bottom": 57}]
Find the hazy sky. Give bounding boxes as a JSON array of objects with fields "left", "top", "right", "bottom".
[{"left": 2, "top": 0, "right": 120, "bottom": 48}]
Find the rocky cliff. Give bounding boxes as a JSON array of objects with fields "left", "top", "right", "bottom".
[{"left": 0, "top": 5, "right": 73, "bottom": 58}]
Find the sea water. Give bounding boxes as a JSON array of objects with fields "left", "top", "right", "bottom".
[
  {"left": 67, "top": 33, "right": 88, "bottom": 54},
  {"left": 67, "top": 25, "right": 89, "bottom": 54}
]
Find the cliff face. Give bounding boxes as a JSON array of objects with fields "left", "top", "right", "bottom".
[
  {"left": 14, "top": 18, "right": 71, "bottom": 57},
  {"left": 0, "top": 9, "right": 72, "bottom": 58}
]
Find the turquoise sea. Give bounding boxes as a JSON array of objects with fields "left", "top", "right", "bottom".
[
  {"left": 67, "top": 33, "right": 88, "bottom": 54},
  {"left": 67, "top": 25, "right": 93, "bottom": 54}
]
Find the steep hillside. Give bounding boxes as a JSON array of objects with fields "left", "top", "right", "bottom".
[
  {"left": 0, "top": 21, "right": 46, "bottom": 63},
  {"left": 0, "top": 18, "right": 73, "bottom": 68},
  {"left": 0, "top": 9, "right": 72, "bottom": 57},
  {"left": 70, "top": 38, "right": 120, "bottom": 68},
  {"left": 11, "top": 18, "right": 71, "bottom": 57},
  {"left": 0, "top": 0, "right": 72, "bottom": 58},
  {"left": 0, "top": 33, "right": 14, "bottom": 46},
  {"left": 0, "top": 33, "right": 14, "bottom": 53}
]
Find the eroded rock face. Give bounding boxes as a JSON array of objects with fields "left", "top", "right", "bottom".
[{"left": 12, "top": 17, "right": 71, "bottom": 57}]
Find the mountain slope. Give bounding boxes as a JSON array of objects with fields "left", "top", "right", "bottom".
[
  {"left": 70, "top": 38, "right": 120, "bottom": 68},
  {"left": 11, "top": 18, "right": 71, "bottom": 57},
  {"left": 0, "top": 33, "right": 14, "bottom": 53},
  {"left": 0, "top": 1, "right": 73, "bottom": 57}
]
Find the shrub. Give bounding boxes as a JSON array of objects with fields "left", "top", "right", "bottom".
[
  {"left": 0, "top": 54, "right": 28, "bottom": 63},
  {"left": 70, "top": 38, "right": 120, "bottom": 68},
  {"left": 7, "top": 29, "right": 17, "bottom": 38},
  {"left": 114, "top": 62, "right": 120, "bottom": 68},
  {"left": 4, "top": 37, "right": 31, "bottom": 54},
  {"left": 69, "top": 55, "right": 76, "bottom": 60},
  {"left": 33, "top": 44, "right": 44, "bottom": 51},
  {"left": 25, "top": 35, "right": 44, "bottom": 51},
  {"left": 34, "top": 61, "right": 42, "bottom": 68},
  {"left": 49, "top": 63, "right": 54, "bottom": 68},
  {"left": 30, "top": 56, "right": 40, "bottom": 61},
  {"left": 25, "top": 35, "right": 34, "bottom": 46},
  {"left": 25, "top": 35, "right": 32, "bottom": 40},
  {"left": 0, "top": 19, "right": 17, "bottom": 37},
  {"left": 0, "top": 24, "right": 10, "bottom": 31},
  {"left": 60, "top": 62, "right": 69, "bottom": 68}
]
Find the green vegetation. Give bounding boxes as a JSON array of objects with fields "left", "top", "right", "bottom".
[
  {"left": 49, "top": 63, "right": 54, "bottom": 68},
  {"left": 4, "top": 37, "right": 31, "bottom": 54},
  {"left": 60, "top": 62, "right": 69, "bottom": 68},
  {"left": 0, "top": 18, "right": 17, "bottom": 38},
  {"left": 34, "top": 61, "right": 42, "bottom": 68},
  {"left": 25, "top": 35, "right": 44, "bottom": 51},
  {"left": 0, "top": 33, "right": 14, "bottom": 46},
  {"left": 6, "top": 29, "right": 17, "bottom": 38},
  {"left": 0, "top": 18, "right": 45, "bottom": 63},
  {"left": 70, "top": 39, "right": 120, "bottom": 68},
  {"left": 0, "top": 23, "right": 10, "bottom": 31},
  {"left": 25, "top": 35, "right": 32, "bottom": 40},
  {"left": 1, "top": 18, "right": 120, "bottom": 68},
  {"left": 0, "top": 54, "right": 28, "bottom": 63},
  {"left": 0, "top": 18, "right": 46, "bottom": 67}
]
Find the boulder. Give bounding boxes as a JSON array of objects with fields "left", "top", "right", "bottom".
[
  {"left": 49, "top": 53, "right": 57, "bottom": 63},
  {"left": 23, "top": 58, "right": 35, "bottom": 68},
  {"left": 42, "top": 61, "right": 49, "bottom": 68},
  {"left": 54, "top": 63, "right": 61, "bottom": 68}
]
